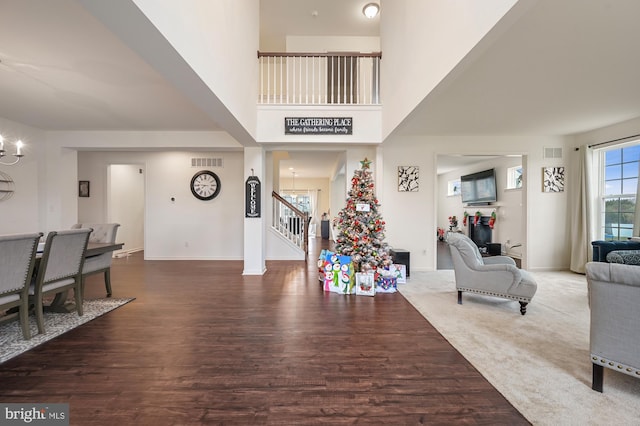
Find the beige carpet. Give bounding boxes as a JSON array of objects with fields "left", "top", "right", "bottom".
[{"left": 399, "top": 270, "right": 640, "bottom": 426}]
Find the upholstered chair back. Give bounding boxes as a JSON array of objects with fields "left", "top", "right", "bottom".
[
  {"left": 72, "top": 223, "right": 120, "bottom": 244},
  {"left": 447, "top": 233, "right": 483, "bottom": 267},
  {"left": 0, "top": 232, "right": 42, "bottom": 339},
  {"left": 0, "top": 233, "right": 42, "bottom": 295},
  {"left": 39, "top": 229, "right": 92, "bottom": 284}
]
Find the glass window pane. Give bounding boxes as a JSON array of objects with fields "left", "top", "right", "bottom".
[
  {"left": 622, "top": 162, "right": 639, "bottom": 179},
  {"left": 605, "top": 164, "right": 622, "bottom": 180},
  {"left": 605, "top": 149, "right": 622, "bottom": 166},
  {"left": 620, "top": 225, "right": 634, "bottom": 239},
  {"left": 604, "top": 179, "right": 621, "bottom": 195},
  {"left": 610, "top": 227, "right": 621, "bottom": 241},
  {"left": 623, "top": 145, "right": 640, "bottom": 162},
  {"left": 604, "top": 198, "right": 620, "bottom": 211},
  {"left": 622, "top": 178, "right": 638, "bottom": 194},
  {"left": 604, "top": 211, "right": 619, "bottom": 225},
  {"left": 620, "top": 197, "right": 636, "bottom": 213}
]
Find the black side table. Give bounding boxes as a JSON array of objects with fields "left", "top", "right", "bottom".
[{"left": 389, "top": 248, "right": 410, "bottom": 277}]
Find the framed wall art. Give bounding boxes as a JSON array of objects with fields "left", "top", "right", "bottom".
[
  {"left": 79, "top": 180, "right": 90, "bottom": 197},
  {"left": 398, "top": 166, "right": 419, "bottom": 192},
  {"left": 542, "top": 167, "right": 564, "bottom": 192}
]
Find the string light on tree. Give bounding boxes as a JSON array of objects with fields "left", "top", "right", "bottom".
[{"left": 333, "top": 157, "right": 391, "bottom": 274}]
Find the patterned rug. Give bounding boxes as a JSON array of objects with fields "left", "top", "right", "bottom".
[{"left": 0, "top": 298, "right": 134, "bottom": 364}]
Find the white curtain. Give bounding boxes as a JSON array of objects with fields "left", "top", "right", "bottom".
[
  {"left": 634, "top": 162, "right": 640, "bottom": 236},
  {"left": 570, "top": 145, "right": 596, "bottom": 273}
]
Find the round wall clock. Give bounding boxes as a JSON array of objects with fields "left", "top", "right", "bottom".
[{"left": 190, "top": 170, "right": 221, "bottom": 200}]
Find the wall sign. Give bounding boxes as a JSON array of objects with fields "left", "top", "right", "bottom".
[
  {"left": 245, "top": 175, "right": 261, "bottom": 217},
  {"left": 285, "top": 117, "right": 353, "bottom": 135}
]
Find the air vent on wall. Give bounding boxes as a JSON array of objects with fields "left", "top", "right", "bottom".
[
  {"left": 543, "top": 147, "right": 562, "bottom": 159},
  {"left": 191, "top": 157, "right": 223, "bottom": 168}
]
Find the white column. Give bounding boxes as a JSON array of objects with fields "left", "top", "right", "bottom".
[{"left": 243, "top": 147, "right": 266, "bottom": 275}]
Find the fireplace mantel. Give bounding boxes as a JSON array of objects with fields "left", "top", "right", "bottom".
[{"left": 463, "top": 206, "right": 499, "bottom": 215}]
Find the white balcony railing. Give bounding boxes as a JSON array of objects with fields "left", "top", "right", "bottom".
[
  {"left": 258, "top": 51, "right": 381, "bottom": 105},
  {"left": 272, "top": 191, "right": 309, "bottom": 257}
]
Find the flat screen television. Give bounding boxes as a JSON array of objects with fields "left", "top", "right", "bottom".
[{"left": 461, "top": 168, "right": 497, "bottom": 205}]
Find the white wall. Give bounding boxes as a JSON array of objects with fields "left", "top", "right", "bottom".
[
  {"left": 77, "top": 162, "right": 145, "bottom": 255},
  {"left": 0, "top": 118, "right": 44, "bottom": 234},
  {"left": 77, "top": 150, "right": 244, "bottom": 260},
  {"left": 437, "top": 156, "right": 524, "bottom": 257},
  {"left": 132, "top": 0, "right": 259, "bottom": 140},
  {"left": 380, "top": 0, "right": 519, "bottom": 139},
  {"left": 286, "top": 36, "right": 380, "bottom": 53},
  {"left": 572, "top": 116, "right": 640, "bottom": 148},
  {"left": 379, "top": 134, "right": 570, "bottom": 272}
]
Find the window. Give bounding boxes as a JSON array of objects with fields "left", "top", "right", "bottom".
[
  {"left": 600, "top": 144, "right": 640, "bottom": 240},
  {"left": 507, "top": 165, "right": 523, "bottom": 189},
  {"left": 284, "top": 194, "right": 310, "bottom": 213},
  {"left": 447, "top": 179, "right": 461, "bottom": 196}
]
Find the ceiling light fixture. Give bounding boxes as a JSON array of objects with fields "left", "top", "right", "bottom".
[
  {"left": 0, "top": 135, "right": 25, "bottom": 166},
  {"left": 362, "top": 3, "right": 380, "bottom": 19}
]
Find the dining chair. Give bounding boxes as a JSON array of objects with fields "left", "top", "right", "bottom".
[
  {"left": 71, "top": 223, "right": 120, "bottom": 297},
  {"left": 30, "top": 228, "right": 92, "bottom": 335},
  {"left": 0, "top": 232, "right": 43, "bottom": 339}
]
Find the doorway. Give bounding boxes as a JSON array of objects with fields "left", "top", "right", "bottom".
[
  {"left": 108, "top": 164, "right": 145, "bottom": 256},
  {"left": 435, "top": 154, "right": 527, "bottom": 270}
]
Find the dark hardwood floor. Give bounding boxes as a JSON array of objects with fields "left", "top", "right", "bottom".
[{"left": 0, "top": 238, "right": 528, "bottom": 425}]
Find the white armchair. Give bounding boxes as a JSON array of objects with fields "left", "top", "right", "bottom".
[
  {"left": 447, "top": 232, "right": 537, "bottom": 315},
  {"left": 72, "top": 223, "right": 120, "bottom": 297}
]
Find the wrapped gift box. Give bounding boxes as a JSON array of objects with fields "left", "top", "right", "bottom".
[
  {"left": 322, "top": 252, "right": 355, "bottom": 294},
  {"left": 376, "top": 274, "right": 398, "bottom": 293},
  {"left": 355, "top": 272, "right": 375, "bottom": 296},
  {"left": 394, "top": 264, "right": 407, "bottom": 284}
]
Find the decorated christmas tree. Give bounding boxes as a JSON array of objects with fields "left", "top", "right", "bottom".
[{"left": 333, "top": 158, "right": 391, "bottom": 273}]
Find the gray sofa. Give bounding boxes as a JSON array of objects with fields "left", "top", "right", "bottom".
[
  {"left": 586, "top": 261, "right": 640, "bottom": 392},
  {"left": 447, "top": 233, "right": 537, "bottom": 315},
  {"left": 591, "top": 240, "right": 640, "bottom": 263}
]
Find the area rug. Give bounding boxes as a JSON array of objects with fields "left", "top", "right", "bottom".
[
  {"left": 399, "top": 270, "right": 640, "bottom": 426},
  {"left": 0, "top": 298, "right": 134, "bottom": 364}
]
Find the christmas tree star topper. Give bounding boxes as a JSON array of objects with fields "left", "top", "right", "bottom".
[{"left": 360, "top": 157, "right": 371, "bottom": 169}]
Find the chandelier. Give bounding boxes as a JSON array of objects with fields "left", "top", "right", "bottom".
[{"left": 0, "top": 135, "right": 24, "bottom": 166}]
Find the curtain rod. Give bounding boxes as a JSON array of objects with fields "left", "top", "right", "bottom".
[{"left": 588, "top": 133, "right": 640, "bottom": 149}]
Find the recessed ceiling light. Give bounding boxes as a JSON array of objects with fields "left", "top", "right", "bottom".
[{"left": 362, "top": 3, "right": 380, "bottom": 19}]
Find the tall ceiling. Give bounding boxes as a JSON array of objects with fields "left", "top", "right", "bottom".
[
  {"left": 0, "top": 0, "right": 220, "bottom": 131},
  {"left": 2, "top": 1, "right": 640, "bottom": 176},
  {"left": 395, "top": 0, "right": 640, "bottom": 137}
]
